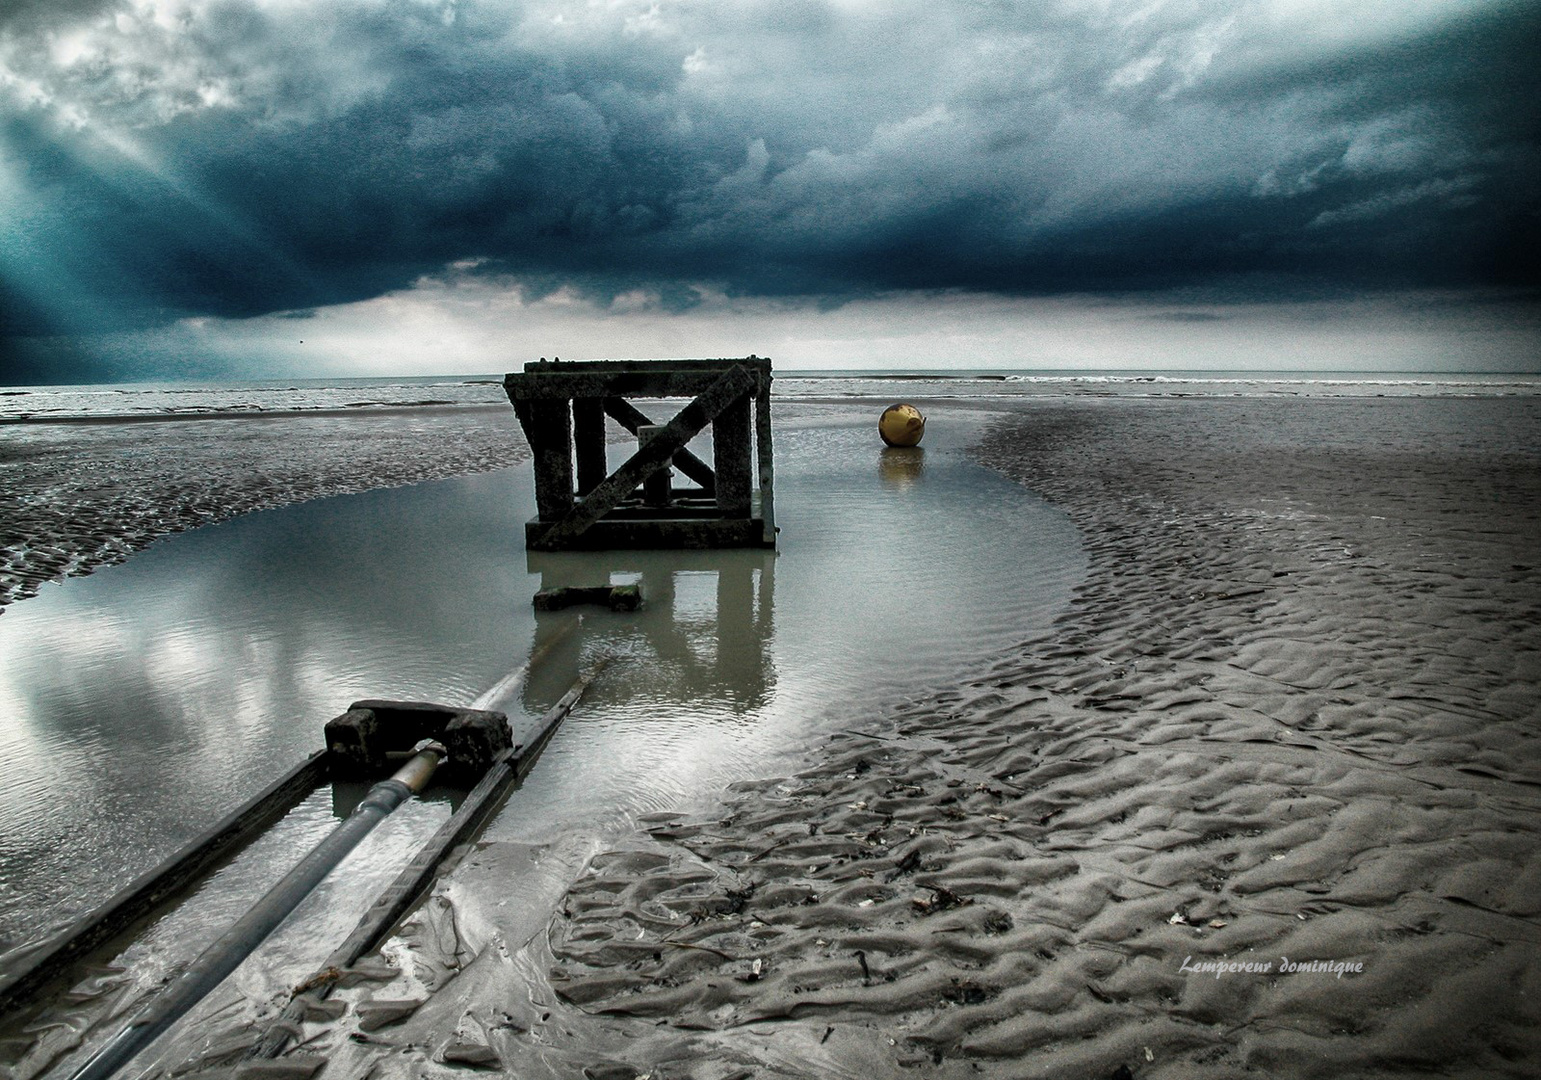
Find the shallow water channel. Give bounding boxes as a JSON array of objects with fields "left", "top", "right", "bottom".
[{"left": 0, "top": 405, "right": 1082, "bottom": 1070}]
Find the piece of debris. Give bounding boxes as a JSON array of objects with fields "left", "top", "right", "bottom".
[
  {"left": 441, "top": 1042, "right": 502, "bottom": 1068},
  {"left": 911, "top": 885, "right": 973, "bottom": 915},
  {"left": 942, "top": 980, "right": 992, "bottom": 1006},
  {"left": 533, "top": 584, "right": 642, "bottom": 612},
  {"left": 355, "top": 998, "right": 425, "bottom": 1031},
  {"left": 663, "top": 940, "right": 738, "bottom": 962},
  {"left": 338, "top": 958, "right": 397, "bottom": 985},
  {"left": 290, "top": 967, "right": 344, "bottom": 995},
  {"left": 982, "top": 909, "right": 1015, "bottom": 934},
  {"left": 295, "top": 997, "right": 347, "bottom": 1021},
  {"left": 582, "top": 1065, "right": 643, "bottom": 1080},
  {"left": 854, "top": 950, "right": 872, "bottom": 985},
  {"left": 886, "top": 847, "right": 923, "bottom": 879},
  {"left": 234, "top": 1060, "right": 326, "bottom": 1080}
]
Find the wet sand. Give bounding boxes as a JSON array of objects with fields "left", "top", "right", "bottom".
[
  {"left": 334, "top": 396, "right": 1539, "bottom": 1080},
  {"left": 5, "top": 395, "right": 1540, "bottom": 1079},
  {"left": 0, "top": 405, "right": 524, "bottom": 614}
]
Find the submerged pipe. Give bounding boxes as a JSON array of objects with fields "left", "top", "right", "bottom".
[
  {"left": 249, "top": 662, "right": 609, "bottom": 1060},
  {"left": 69, "top": 741, "right": 448, "bottom": 1080}
]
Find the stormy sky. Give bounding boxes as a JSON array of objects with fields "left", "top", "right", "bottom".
[{"left": 2, "top": 0, "right": 1538, "bottom": 382}]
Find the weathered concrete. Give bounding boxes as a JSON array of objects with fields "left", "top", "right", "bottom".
[
  {"left": 532, "top": 583, "right": 644, "bottom": 612},
  {"left": 504, "top": 357, "right": 776, "bottom": 551},
  {"left": 325, "top": 701, "right": 513, "bottom": 785},
  {"left": 712, "top": 392, "right": 753, "bottom": 517}
]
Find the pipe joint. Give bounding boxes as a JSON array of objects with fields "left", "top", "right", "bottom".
[{"left": 359, "top": 780, "right": 413, "bottom": 815}]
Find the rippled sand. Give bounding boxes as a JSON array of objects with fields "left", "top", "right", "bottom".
[
  {"left": 5, "top": 396, "right": 1539, "bottom": 1080},
  {"left": 332, "top": 397, "right": 1538, "bottom": 1080},
  {"left": 0, "top": 406, "right": 524, "bottom": 613}
]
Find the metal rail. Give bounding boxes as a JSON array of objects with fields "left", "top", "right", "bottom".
[
  {"left": 68, "top": 743, "right": 447, "bottom": 1080},
  {"left": 0, "top": 752, "right": 330, "bottom": 1020},
  {"left": 247, "top": 667, "right": 602, "bottom": 1060}
]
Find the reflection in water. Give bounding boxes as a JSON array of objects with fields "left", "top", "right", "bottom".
[
  {"left": 878, "top": 446, "right": 926, "bottom": 487},
  {"left": 523, "top": 550, "right": 776, "bottom": 716},
  {"left": 0, "top": 409, "right": 1085, "bottom": 1014},
  {"left": 481, "top": 417, "right": 1086, "bottom": 850},
  {"left": 0, "top": 469, "right": 538, "bottom": 971}
]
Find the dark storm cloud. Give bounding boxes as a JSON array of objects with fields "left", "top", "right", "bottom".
[{"left": 2, "top": 0, "right": 1537, "bottom": 345}]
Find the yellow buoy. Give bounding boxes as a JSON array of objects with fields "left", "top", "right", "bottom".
[{"left": 879, "top": 402, "right": 925, "bottom": 447}]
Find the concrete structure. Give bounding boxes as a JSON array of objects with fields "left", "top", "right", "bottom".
[{"left": 504, "top": 357, "right": 776, "bottom": 550}]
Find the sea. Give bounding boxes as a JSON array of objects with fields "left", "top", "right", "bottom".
[{"left": 2, "top": 368, "right": 1540, "bottom": 422}]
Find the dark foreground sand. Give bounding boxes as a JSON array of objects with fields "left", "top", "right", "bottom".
[{"left": 4, "top": 396, "right": 1539, "bottom": 1080}]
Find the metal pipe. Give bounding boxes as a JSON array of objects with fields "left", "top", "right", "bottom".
[
  {"left": 0, "top": 751, "right": 329, "bottom": 1023},
  {"left": 248, "top": 663, "right": 607, "bottom": 1060},
  {"left": 68, "top": 741, "right": 447, "bottom": 1080}
]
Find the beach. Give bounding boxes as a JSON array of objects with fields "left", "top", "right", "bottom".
[
  {"left": 2, "top": 388, "right": 1539, "bottom": 1079},
  {"left": 0, "top": 403, "right": 525, "bottom": 614}
]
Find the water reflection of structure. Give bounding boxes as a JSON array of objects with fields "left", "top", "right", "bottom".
[
  {"left": 523, "top": 549, "right": 776, "bottom": 716},
  {"left": 879, "top": 446, "right": 926, "bottom": 488}
]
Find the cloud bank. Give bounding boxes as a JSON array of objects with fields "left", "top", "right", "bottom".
[{"left": 2, "top": 0, "right": 1537, "bottom": 376}]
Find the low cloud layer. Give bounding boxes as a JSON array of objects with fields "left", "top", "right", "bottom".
[{"left": 2, "top": 0, "right": 1538, "bottom": 375}]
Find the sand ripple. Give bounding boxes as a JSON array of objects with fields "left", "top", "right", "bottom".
[
  {"left": 535, "top": 398, "right": 1541, "bottom": 1078},
  {"left": 11, "top": 398, "right": 1538, "bottom": 1079},
  {"left": 0, "top": 409, "right": 525, "bottom": 613}
]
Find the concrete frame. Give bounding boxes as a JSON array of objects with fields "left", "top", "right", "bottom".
[{"left": 504, "top": 357, "right": 776, "bottom": 550}]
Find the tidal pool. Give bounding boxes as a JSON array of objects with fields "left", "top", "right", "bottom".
[{"left": 0, "top": 405, "right": 1083, "bottom": 1040}]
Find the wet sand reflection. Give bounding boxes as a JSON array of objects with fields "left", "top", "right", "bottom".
[{"left": 521, "top": 550, "right": 776, "bottom": 717}]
